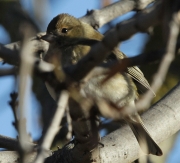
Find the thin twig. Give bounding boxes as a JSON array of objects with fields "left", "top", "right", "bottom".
[
  {"left": 136, "top": 3, "right": 180, "bottom": 111},
  {"left": 0, "top": 33, "right": 47, "bottom": 66},
  {"left": 0, "top": 67, "right": 17, "bottom": 76},
  {"left": 18, "top": 24, "right": 37, "bottom": 162},
  {"left": 66, "top": 106, "right": 72, "bottom": 140},
  {"left": 9, "top": 92, "right": 19, "bottom": 131},
  {"left": 0, "top": 44, "right": 20, "bottom": 65},
  {"left": 34, "top": 90, "right": 69, "bottom": 163},
  {"left": 0, "top": 135, "right": 36, "bottom": 151}
]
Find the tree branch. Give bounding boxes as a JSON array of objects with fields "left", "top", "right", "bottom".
[
  {"left": 34, "top": 91, "right": 69, "bottom": 163},
  {"left": 45, "top": 81, "right": 180, "bottom": 163},
  {"left": 0, "top": 67, "right": 17, "bottom": 76},
  {"left": 80, "top": 0, "right": 155, "bottom": 28},
  {"left": 136, "top": 0, "right": 180, "bottom": 111}
]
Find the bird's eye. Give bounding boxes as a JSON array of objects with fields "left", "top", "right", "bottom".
[{"left": 61, "top": 28, "right": 68, "bottom": 33}]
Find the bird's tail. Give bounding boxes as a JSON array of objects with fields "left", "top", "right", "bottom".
[{"left": 125, "top": 114, "right": 163, "bottom": 156}]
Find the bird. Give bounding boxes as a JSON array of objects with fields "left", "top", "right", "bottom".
[{"left": 41, "top": 13, "right": 162, "bottom": 156}]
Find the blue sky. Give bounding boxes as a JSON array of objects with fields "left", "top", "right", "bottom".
[{"left": 0, "top": 0, "right": 179, "bottom": 162}]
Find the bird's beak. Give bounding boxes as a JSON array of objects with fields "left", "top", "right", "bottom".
[{"left": 40, "top": 33, "right": 56, "bottom": 43}]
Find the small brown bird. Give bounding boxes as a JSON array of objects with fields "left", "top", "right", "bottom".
[{"left": 41, "top": 13, "right": 162, "bottom": 156}]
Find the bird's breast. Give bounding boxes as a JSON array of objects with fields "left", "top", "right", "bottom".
[{"left": 80, "top": 73, "right": 137, "bottom": 108}]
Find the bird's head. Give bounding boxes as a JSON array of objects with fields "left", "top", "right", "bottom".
[{"left": 41, "top": 13, "right": 103, "bottom": 47}]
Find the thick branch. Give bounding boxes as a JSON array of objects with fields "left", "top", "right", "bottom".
[
  {"left": 46, "top": 81, "right": 180, "bottom": 163},
  {"left": 80, "top": 0, "right": 155, "bottom": 28},
  {"left": 0, "top": 151, "right": 41, "bottom": 163}
]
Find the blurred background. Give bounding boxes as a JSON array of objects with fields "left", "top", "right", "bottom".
[{"left": 0, "top": 0, "right": 180, "bottom": 162}]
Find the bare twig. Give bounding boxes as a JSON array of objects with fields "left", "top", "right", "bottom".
[
  {"left": 9, "top": 92, "right": 19, "bottom": 131},
  {"left": 18, "top": 24, "right": 37, "bottom": 162},
  {"left": 80, "top": 0, "right": 155, "bottom": 28},
  {"left": 0, "top": 33, "right": 47, "bottom": 66},
  {"left": 0, "top": 67, "right": 17, "bottom": 76},
  {"left": 0, "top": 135, "right": 36, "bottom": 151},
  {"left": 136, "top": 1, "right": 180, "bottom": 111},
  {"left": 66, "top": 106, "right": 72, "bottom": 140},
  {"left": 34, "top": 90, "right": 69, "bottom": 163},
  {"left": 0, "top": 135, "right": 20, "bottom": 151},
  {"left": 0, "top": 44, "right": 20, "bottom": 65}
]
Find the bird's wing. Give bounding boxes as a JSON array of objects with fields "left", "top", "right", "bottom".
[
  {"left": 127, "top": 67, "right": 155, "bottom": 96},
  {"left": 113, "top": 49, "right": 155, "bottom": 95}
]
